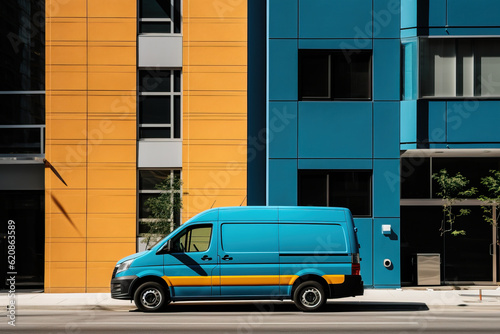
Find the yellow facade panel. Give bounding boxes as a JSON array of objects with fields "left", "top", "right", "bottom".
[
  {"left": 184, "top": 72, "right": 246, "bottom": 92},
  {"left": 88, "top": 95, "right": 136, "bottom": 116},
  {"left": 185, "top": 0, "right": 247, "bottom": 19},
  {"left": 86, "top": 261, "right": 117, "bottom": 288},
  {"left": 46, "top": 93, "right": 87, "bottom": 113},
  {"left": 45, "top": 165, "right": 87, "bottom": 190},
  {"left": 183, "top": 94, "right": 246, "bottom": 114},
  {"left": 46, "top": 213, "right": 86, "bottom": 238},
  {"left": 46, "top": 66, "right": 87, "bottom": 91},
  {"left": 87, "top": 19, "right": 136, "bottom": 42},
  {"left": 87, "top": 243, "right": 136, "bottom": 262},
  {"left": 47, "top": 118, "right": 87, "bottom": 141},
  {"left": 182, "top": 46, "right": 246, "bottom": 66},
  {"left": 87, "top": 214, "right": 136, "bottom": 238},
  {"left": 45, "top": 261, "right": 86, "bottom": 290},
  {"left": 187, "top": 144, "right": 246, "bottom": 163},
  {"left": 87, "top": 143, "right": 136, "bottom": 163},
  {"left": 45, "top": 242, "right": 87, "bottom": 262},
  {"left": 88, "top": 0, "right": 136, "bottom": 18},
  {"left": 184, "top": 19, "right": 247, "bottom": 42},
  {"left": 46, "top": 19, "right": 87, "bottom": 42},
  {"left": 86, "top": 189, "right": 136, "bottom": 214},
  {"left": 88, "top": 45, "right": 136, "bottom": 66},
  {"left": 46, "top": 0, "right": 87, "bottom": 18},
  {"left": 45, "top": 143, "right": 89, "bottom": 164},
  {"left": 88, "top": 69, "right": 136, "bottom": 91},
  {"left": 46, "top": 45, "right": 87, "bottom": 65},
  {"left": 47, "top": 189, "right": 87, "bottom": 214},
  {"left": 187, "top": 119, "right": 246, "bottom": 140},
  {"left": 88, "top": 119, "right": 136, "bottom": 140},
  {"left": 87, "top": 166, "right": 136, "bottom": 189}
]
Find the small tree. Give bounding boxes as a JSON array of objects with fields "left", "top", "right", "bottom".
[
  {"left": 142, "top": 175, "right": 182, "bottom": 248},
  {"left": 479, "top": 169, "right": 500, "bottom": 228},
  {"left": 432, "top": 169, "right": 477, "bottom": 236}
]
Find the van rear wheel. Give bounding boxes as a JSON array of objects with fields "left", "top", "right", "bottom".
[
  {"left": 134, "top": 282, "right": 169, "bottom": 312},
  {"left": 293, "top": 281, "right": 326, "bottom": 312}
]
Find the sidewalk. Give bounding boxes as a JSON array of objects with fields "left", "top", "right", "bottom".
[{"left": 2, "top": 287, "right": 500, "bottom": 311}]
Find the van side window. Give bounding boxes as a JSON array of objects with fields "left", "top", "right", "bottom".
[{"left": 171, "top": 225, "right": 212, "bottom": 253}]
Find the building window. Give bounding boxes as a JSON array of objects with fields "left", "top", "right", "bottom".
[
  {"left": 416, "top": 38, "right": 500, "bottom": 98},
  {"left": 138, "top": 69, "right": 181, "bottom": 139},
  {"left": 298, "top": 170, "right": 372, "bottom": 217},
  {"left": 138, "top": 0, "right": 181, "bottom": 34},
  {"left": 138, "top": 169, "right": 181, "bottom": 234},
  {"left": 299, "top": 50, "right": 372, "bottom": 101}
]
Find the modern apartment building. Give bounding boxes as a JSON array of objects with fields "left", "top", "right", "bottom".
[
  {"left": 248, "top": 0, "right": 500, "bottom": 288},
  {"left": 1, "top": 0, "right": 499, "bottom": 292},
  {"left": 0, "top": 0, "right": 247, "bottom": 292}
]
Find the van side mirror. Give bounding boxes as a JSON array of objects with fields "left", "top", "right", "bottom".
[{"left": 156, "top": 240, "right": 172, "bottom": 255}]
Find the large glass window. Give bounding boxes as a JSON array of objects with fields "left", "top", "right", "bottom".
[
  {"left": 139, "top": 0, "right": 181, "bottom": 34},
  {"left": 418, "top": 38, "right": 500, "bottom": 98},
  {"left": 138, "top": 169, "right": 181, "bottom": 234},
  {"left": 299, "top": 50, "right": 372, "bottom": 101},
  {"left": 0, "top": 1, "right": 45, "bottom": 91},
  {"left": 138, "top": 69, "right": 181, "bottom": 139},
  {"left": 298, "top": 170, "right": 372, "bottom": 217}
]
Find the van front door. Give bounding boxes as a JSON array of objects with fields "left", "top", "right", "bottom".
[
  {"left": 217, "top": 222, "right": 280, "bottom": 298},
  {"left": 163, "top": 223, "right": 218, "bottom": 298}
]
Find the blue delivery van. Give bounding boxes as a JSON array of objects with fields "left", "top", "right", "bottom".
[{"left": 111, "top": 206, "right": 363, "bottom": 312}]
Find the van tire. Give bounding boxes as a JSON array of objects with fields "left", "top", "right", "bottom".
[
  {"left": 134, "top": 282, "right": 169, "bottom": 312},
  {"left": 293, "top": 281, "right": 326, "bottom": 312}
]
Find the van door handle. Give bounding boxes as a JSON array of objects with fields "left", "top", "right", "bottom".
[
  {"left": 222, "top": 255, "right": 233, "bottom": 261},
  {"left": 201, "top": 255, "right": 212, "bottom": 261}
]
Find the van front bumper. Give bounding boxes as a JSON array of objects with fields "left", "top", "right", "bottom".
[
  {"left": 111, "top": 275, "right": 137, "bottom": 300},
  {"left": 329, "top": 275, "right": 364, "bottom": 298}
]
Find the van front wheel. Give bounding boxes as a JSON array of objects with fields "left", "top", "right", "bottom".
[
  {"left": 293, "top": 281, "right": 326, "bottom": 312},
  {"left": 134, "top": 282, "right": 168, "bottom": 312}
]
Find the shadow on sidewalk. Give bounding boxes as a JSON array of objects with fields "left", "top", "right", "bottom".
[{"left": 133, "top": 301, "right": 429, "bottom": 313}]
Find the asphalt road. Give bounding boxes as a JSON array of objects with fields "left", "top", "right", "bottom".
[{"left": 1, "top": 301, "right": 499, "bottom": 333}]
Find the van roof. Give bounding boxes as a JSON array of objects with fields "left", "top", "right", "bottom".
[{"left": 187, "top": 206, "right": 351, "bottom": 223}]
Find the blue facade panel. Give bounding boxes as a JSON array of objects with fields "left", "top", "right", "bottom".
[
  {"left": 428, "top": 101, "right": 446, "bottom": 143},
  {"left": 269, "top": 0, "right": 298, "bottom": 38},
  {"left": 400, "top": 0, "right": 416, "bottom": 29},
  {"left": 354, "top": 218, "right": 373, "bottom": 287},
  {"left": 298, "top": 102, "right": 373, "bottom": 159},
  {"left": 268, "top": 159, "right": 297, "bottom": 206},
  {"left": 298, "top": 159, "right": 372, "bottom": 170},
  {"left": 268, "top": 39, "right": 297, "bottom": 101},
  {"left": 268, "top": 102, "right": 298, "bottom": 159},
  {"left": 373, "top": 159, "right": 400, "bottom": 218},
  {"left": 447, "top": 101, "right": 500, "bottom": 143},
  {"left": 400, "top": 101, "right": 416, "bottom": 144},
  {"left": 429, "top": 0, "right": 446, "bottom": 27},
  {"left": 373, "top": 218, "right": 400, "bottom": 287},
  {"left": 373, "top": 0, "right": 401, "bottom": 38},
  {"left": 298, "top": 39, "right": 372, "bottom": 50},
  {"left": 448, "top": 0, "right": 500, "bottom": 27},
  {"left": 373, "top": 39, "right": 400, "bottom": 101},
  {"left": 374, "top": 102, "right": 400, "bottom": 158},
  {"left": 299, "top": 0, "right": 373, "bottom": 39}
]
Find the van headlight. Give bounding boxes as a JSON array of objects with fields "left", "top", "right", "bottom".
[{"left": 116, "top": 259, "right": 133, "bottom": 274}]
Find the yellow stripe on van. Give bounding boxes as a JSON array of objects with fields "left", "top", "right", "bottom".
[
  {"left": 322, "top": 275, "right": 345, "bottom": 284},
  {"left": 218, "top": 275, "right": 280, "bottom": 286},
  {"left": 162, "top": 274, "right": 345, "bottom": 287}
]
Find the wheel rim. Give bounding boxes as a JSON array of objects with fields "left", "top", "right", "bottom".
[
  {"left": 141, "top": 288, "right": 162, "bottom": 309},
  {"left": 300, "top": 287, "right": 321, "bottom": 308}
]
